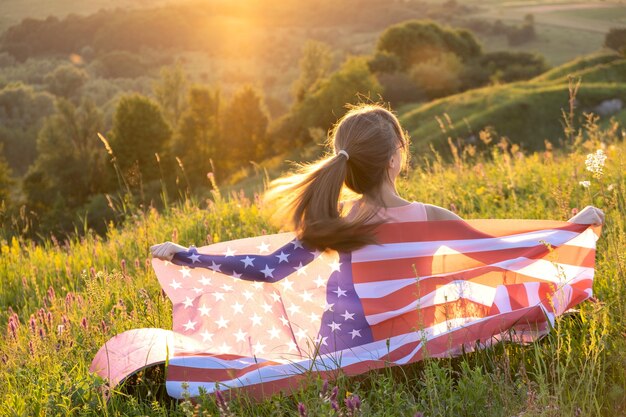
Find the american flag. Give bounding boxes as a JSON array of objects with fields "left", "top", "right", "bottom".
[{"left": 91, "top": 219, "right": 601, "bottom": 399}]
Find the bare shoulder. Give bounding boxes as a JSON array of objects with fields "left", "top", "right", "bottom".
[{"left": 424, "top": 204, "right": 463, "bottom": 221}]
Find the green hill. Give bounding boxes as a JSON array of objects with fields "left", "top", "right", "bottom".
[{"left": 399, "top": 51, "right": 626, "bottom": 154}]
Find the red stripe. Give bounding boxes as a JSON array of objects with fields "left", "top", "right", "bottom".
[
  {"left": 374, "top": 220, "right": 588, "bottom": 245},
  {"left": 353, "top": 245, "right": 596, "bottom": 283},
  {"left": 369, "top": 299, "right": 491, "bottom": 341}
]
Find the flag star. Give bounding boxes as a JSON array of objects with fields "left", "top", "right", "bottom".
[
  {"left": 191, "top": 287, "right": 202, "bottom": 294},
  {"left": 187, "top": 253, "right": 201, "bottom": 263},
  {"left": 234, "top": 328, "right": 247, "bottom": 342},
  {"left": 183, "top": 320, "right": 197, "bottom": 331},
  {"left": 267, "top": 326, "right": 280, "bottom": 339},
  {"left": 309, "top": 312, "right": 320, "bottom": 323},
  {"left": 169, "top": 279, "right": 182, "bottom": 290},
  {"left": 231, "top": 271, "right": 242, "bottom": 278},
  {"left": 209, "top": 261, "right": 221, "bottom": 273},
  {"left": 198, "top": 304, "right": 211, "bottom": 317},
  {"left": 287, "top": 303, "right": 301, "bottom": 316},
  {"left": 200, "top": 330, "right": 213, "bottom": 342},
  {"left": 182, "top": 296, "right": 194, "bottom": 309},
  {"left": 212, "top": 292, "right": 225, "bottom": 302},
  {"left": 232, "top": 301, "right": 244, "bottom": 314},
  {"left": 252, "top": 281, "right": 264, "bottom": 290},
  {"left": 341, "top": 310, "right": 355, "bottom": 321},
  {"left": 216, "top": 316, "right": 230, "bottom": 329},
  {"left": 315, "top": 335, "right": 328, "bottom": 346},
  {"left": 279, "top": 316, "right": 290, "bottom": 326},
  {"left": 179, "top": 266, "right": 192, "bottom": 278},
  {"left": 287, "top": 340, "right": 298, "bottom": 352},
  {"left": 241, "top": 256, "right": 255, "bottom": 268},
  {"left": 295, "top": 328, "right": 308, "bottom": 341},
  {"left": 270, "top": 292, "right": 281, "bottom": 303},
  {"left": 328, "top": 321, "right": 341, "bottom": 332},
  {"left": 250, "top": 313, "right": 263, "bottom": 327},
  {"left": 281, "top": 278, "right": 294, "bottom": 291},
  {"left": 323, "top": 302, "right": 335, "bottom": 312},
  {"left": 299, "top": 290, "right": 313, "bottom": 303},
  {"left": 275, "top": 251, "right": 290, "bottom": 263},
  {"left": 291, "top": 239, "right": 304, "bottom": 249},
  {"left": 221, "top": 283, "right": 233, "bottom": 292},
  {"left": 224, "top": 247, "right": 236, "bottom": 257},
  {"left": 199, "top": 275, "right": 212, "bottom": 286},
  {"left": 257, "top": 242, "right": 270, "bottom": 254},
  {"left": 262, "top": 302, "right": 273, "bottom": 314},
  {"left": 350, "top": 329, "right": 362, "bottom": 339},
  {"left": 310, "top": 249, "right": 323, "bottom": 258},
  {"left": 333, "top": 287, "right": 347, "bottom": 298},
  {"left": 218, "top": 342, "right": 232, "bottom": 354},
  {"left": 260, "top": 265, "right": 275, "bottom": 278},
  {"left": 164, "top": 260, "right": 172, "bottom": 266},
  {"left": 314, "top": 275, "right": 326, "bottom": 288},
  {"left": 294, "top": 262, "right": 308, "bottom": 276},
  {"left": 329, "top": 259, "right": 342, "bottom": 272},
  {"left": 242, "top": 290, "right": 254, "bottom": 300},
  {"left": 252, "top": 341, "right": 266, "bottom": 355}
]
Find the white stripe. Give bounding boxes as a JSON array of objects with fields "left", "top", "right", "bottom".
[
  {"left": 354, "top": 257, "right": 594, "bottom": 300},
  {"left": 166, "top": 313, "right": 536, "bottom": 398},
  {"left": 352, "top": 229, "right": 588, "bottom": 263},
  {"left": 365, "top": 281, "right": 496, "bottom": 325}
]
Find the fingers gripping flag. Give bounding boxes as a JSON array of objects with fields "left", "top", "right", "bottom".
[{"left": 91, "top": 219, "right": 601, "bottom": 399}]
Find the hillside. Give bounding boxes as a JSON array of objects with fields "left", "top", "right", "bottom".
[
  {"left": 399, "top": 51, "right": 626, "bottom": 154},
  {"left": 1, "top": 118, "right": 624, "bottom": 414}
]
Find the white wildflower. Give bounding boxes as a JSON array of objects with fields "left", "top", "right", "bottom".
[
  {"left": 607, "top": 183, "right": 616, "bottom": 192},
  {"left": 585, "top": 149, "right": 607, "bottom": 178},
  {"left": 579, "top": 180, "right": 591, "bottom": 188}
]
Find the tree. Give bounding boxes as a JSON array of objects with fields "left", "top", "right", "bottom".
[
  {"left": 44, "top": 64, "right": 88, "bottom": 99},
  {"left": 22, "top": 99, "right": 108, "bottom": 234},
  {"left": 153, "top": 63, "right": 189, "bottom": 128},
  {"left": 108, "top": 94, "right": 172, "bottom": 187},
  {"left": 0, "top": 82, "right": 55, "bottom": 174},
  {"left": 410, "top": 52, "right": 463, "bottom": 99},
  {"left": 605, "top": 28, "right": 626, "bottom": 54},
  {"left": 292, "top": 40, "right": 333, "bottom": 102},
  {"left": 0, "top": 144, "right": 13, "bottom": 206},
  {"left": 172, "top": 85, "right": 220, "bottom": 188},
  {"left": 377, "top": 20, "right": 482, "bottom": 70},
  {"left": 221, "top": 85, "right": 269, "bottom": 172}
]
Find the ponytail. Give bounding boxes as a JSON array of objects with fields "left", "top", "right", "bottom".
[
  {"left": 265, "top": 103, "right": 408, "bottom": 252},
  {"left": 265, "top": 153, "right": 380, "bottom": 252}
]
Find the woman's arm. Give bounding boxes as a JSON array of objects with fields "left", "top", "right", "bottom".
[{"left": 424, "top": 204, "right": 463, "bottom": 221}]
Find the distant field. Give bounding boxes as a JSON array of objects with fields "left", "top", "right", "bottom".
[{"left": 0, "top": 0, "right": 172, "bottom": 32}]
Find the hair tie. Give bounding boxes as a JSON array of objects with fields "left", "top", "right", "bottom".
[{"left": 337, "top": 150, "right": 349, "bottom": 160}]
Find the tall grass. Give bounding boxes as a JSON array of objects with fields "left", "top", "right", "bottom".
[{"left": 0, "top": 114, "right": 625, "bottom": 416}]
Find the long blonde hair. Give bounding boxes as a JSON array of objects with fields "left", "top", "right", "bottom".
[{"left": 265, "top": 103, "right": 410, "bottom": 251}]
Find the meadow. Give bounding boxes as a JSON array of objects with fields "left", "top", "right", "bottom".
[{"left": 1, "top": 104, "right": 625, "bottom": 416}]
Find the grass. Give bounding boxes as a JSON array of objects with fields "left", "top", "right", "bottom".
[
  {"left": 0, "top": 101, "right": 625, "bottom": 415},
  {"left": 399, "top": 51, "right": 626, "bottom": 155}
]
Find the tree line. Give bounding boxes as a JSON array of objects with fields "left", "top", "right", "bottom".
[{"left": 0, "top": 18, "right": 559, "bottom": 240}]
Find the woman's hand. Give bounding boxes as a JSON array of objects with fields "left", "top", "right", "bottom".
[
  {"left": 150, "top": 241, "right": 189, "bottom": 261},
  {"left": 568, "top": 206, "right": 605, "bottom": 225}
]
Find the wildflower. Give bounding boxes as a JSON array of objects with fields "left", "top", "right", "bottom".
[
  {"left": 80, "top": 317, "right": 88, "bottom": 330},
  {"left": 608, "top": 183, "right": 616, "bottom": 192},
  {"left": 7, "top": 320, "right": 17, "bottom": 340},
  {"left": 120, "top": 259, "right": 127, "bottom": 275},
  {"left": 414, "top": 413, "right": 425, "bottom": 417},
  {"left": 585, "top": 149, "right": 607, "bottom": 178},
  {"left": 38, "top": 326, "right": 46, "bottom": 339},
  {"left": 29, "top": 315, "right": 36, "bottom": 333},
  {"left": 298, "top": 402, "right": 308, "bottom": 417},
  {"left": 46, "top": 286, "right": 56, "bottom": 303},
  {"left": 579, "top": 181, "right": 591, "bottom": 188}
]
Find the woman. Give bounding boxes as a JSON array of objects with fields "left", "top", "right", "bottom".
[{"left": 151, "top": 103, "right": 603, "bottom": 259}]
